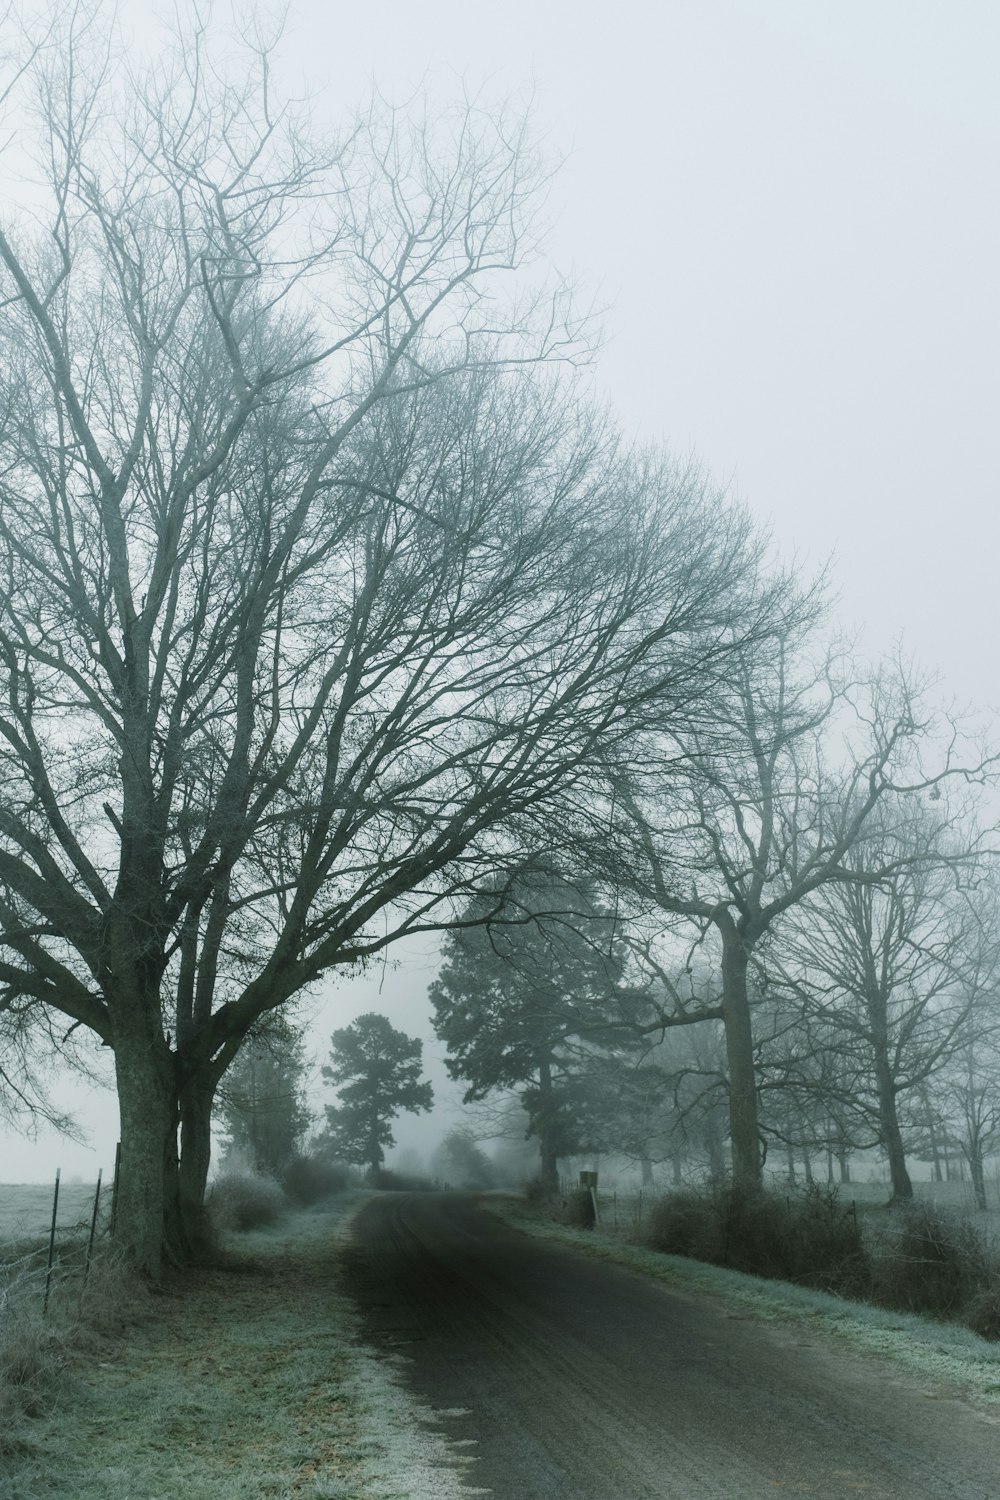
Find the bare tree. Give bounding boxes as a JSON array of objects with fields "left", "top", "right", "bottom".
[
  {"left": 614, "top": 618, "right": 996, "bottom": 1193},
  {"left": 0, "top": 16, "right": 766, "bottom": 1271},
  {"left": 928, "top": 896, "right": 1000, "bottom": 1209},
  {"left": 764, "top": 805, "right": 992, "bottom": 1202},
  {"left": 945, "top": 1038, "right": 1000, "bottom": 1211}
]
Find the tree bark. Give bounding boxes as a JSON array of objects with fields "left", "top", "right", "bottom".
[
  {"left": 178, "top": 1075, "right": 217, "bottom": 1254},
  {"left": 968, "top": 1144, "right": 988, "bottom": 1211},
  {"left": 112, "top": 1014, "right": 178, "bottom": 1278},
  {"left": 536, "top": 1057, "right": 560, "bottom": 1196},
  {"left": 866, "top": 979, "right": 913, "bottom": 1204},
  {"left": 705, "top": 1123, "right": 726, "bottom": 1182},
  {"left": 720, "top": 927, "right": 762, "bottom": 1193},
  {"left": 875, "top": 1069, "right": 913, "bottom": 1203}
]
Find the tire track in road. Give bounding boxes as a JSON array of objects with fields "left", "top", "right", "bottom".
[{"left": 342, "top": 1193, "right": 1000, "bottom": 1499}]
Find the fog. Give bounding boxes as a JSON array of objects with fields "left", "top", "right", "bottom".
[{"left": 2, "top": 1, "right": 997, "bottom": 1182}]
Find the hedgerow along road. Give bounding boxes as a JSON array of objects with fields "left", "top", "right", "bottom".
[{"left": 343, "top": 1192, "right": 1000, "bottom": 1499}]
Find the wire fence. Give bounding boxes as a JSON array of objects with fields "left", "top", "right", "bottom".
[
  {"left": 1, "top": 1160, "right": 115, "bottom": 1325},
  {"left": 554, "top": 1174, "right": 651, "bottom": 1239}
]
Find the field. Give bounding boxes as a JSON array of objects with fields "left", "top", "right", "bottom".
[
  {"left": 0, "top": 1180, "right": 109, "bottom": 1245},
  {"left": 582, "top": 1170, "right": 1000, "bottom": 1244}
]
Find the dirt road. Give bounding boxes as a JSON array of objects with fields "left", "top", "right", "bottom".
[{"left": 343, "top": 1192, "right": 1000, "bottom": 1499}]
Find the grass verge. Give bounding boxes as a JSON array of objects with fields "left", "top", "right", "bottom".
[
  {"left": 485, "top": 1193, "right": 1000, "bottom": 1408},
  {"left": 1, "top": 1192, "right": 475, "bottom": 1500}
]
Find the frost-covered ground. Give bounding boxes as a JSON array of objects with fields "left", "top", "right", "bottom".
[
  {"left": 488, "top": 1195, "right": 1000, "bottom": 1407},
  {"left": 8, "top": 1183, "right": 999, "bottom": 1497},
  {"left": 0, "top": 1190, "right": 479, "bottom": 1500}
]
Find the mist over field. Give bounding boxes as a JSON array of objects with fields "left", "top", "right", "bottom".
[{"left": 1, "top": 5, "right": 999, "bottom": 1497}]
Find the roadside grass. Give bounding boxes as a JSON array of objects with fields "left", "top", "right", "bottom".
[
  {"left": 1, "top": 1192, "right": 476, "bottom": 1500},
  {"left": 487, "top": 1193, "right": 1000, "bottom": 1408},
  {"left": 587, "top": 1178, "right": 1000, "bottom": 1331}
]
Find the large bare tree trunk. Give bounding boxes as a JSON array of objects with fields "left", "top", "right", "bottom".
[
  {"left": 868, "top": 990, "right": 913, "bottom": 1204},
  {"left": 178, "top": 1077, "right": 216, "bottom": 1253},
  {"left": 720, "top": 929, "right": 762, "bottom": 1193},
  {"left": 881, "top": 1122, "right": 913, "bottom": 1203},
  {"left": 875, "top": 1065, "right": 913, "bottom": 1203},
  {"left": 705, "top": 1122, "right": 726, "bottom": 1181},
  {"left": 112, "top": 1015, "right": 178, "bottom": 1278},
  {"left": 539, "top": 1137, "right": 559, "bottom": 1196}
]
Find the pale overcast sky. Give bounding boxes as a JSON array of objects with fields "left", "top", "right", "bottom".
[{"left": 3, "top": 1, "right": 998, "bottom": 1181}]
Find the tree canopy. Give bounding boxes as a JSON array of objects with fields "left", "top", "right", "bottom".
[
  {"left": 430, "top": 868, "right": 631, "bottom": 1190},
  {"left": 320, "top": 1013, "right": 432, "bottom": 1176}
]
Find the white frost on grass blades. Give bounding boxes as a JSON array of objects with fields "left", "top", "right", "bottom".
[
  {"left": 486, "top": 1199, "right": 1000, "bottom": 1406},
  {"left": 330, "top": 1195, "right": 491, "bottom": 1500}
]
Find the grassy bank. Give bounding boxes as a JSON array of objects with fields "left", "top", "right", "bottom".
[
  {"left": 0, "top": 1193, "right": 469, "bottom": 1500},
  {"left": 487, "top": 1193, "right": 1000, "bottom": 1408}
]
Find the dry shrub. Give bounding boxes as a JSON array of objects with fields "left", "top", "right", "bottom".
[
  {"left": 645, "top": 1189, "right": 723, "bottom": 1262},
  {"left": 78, "top": 1247, "right": 155, "bottom": 1334},
  {"left": 281, "top": 1155, "right": 351, "bottom": 1206},
  {"left": 644, "top": 1184, "right": 870, "bottom": 1294},
  {"left": 522, "top": 1175, "right": 550, "bottom": 1207},
  {"left": 370, "top": 1167, "right": 433, "bottom": 1191},
  {"left": 872, "top": 1204, "right": 992, "bottom": 1319},
  {"left": 761, "top": 1185, "right": 870, "bottom": 1296},
  {"left": 965, "top": 1286, "right": 1000, "bottom": 1341},
  {"left": 208, "top": 1171, "right": 286, "bottom": 1233}
]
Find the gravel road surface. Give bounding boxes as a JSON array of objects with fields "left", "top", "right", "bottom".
[{"left": 343, "top": 1192, "right": 1000, "bottom": 1499}]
